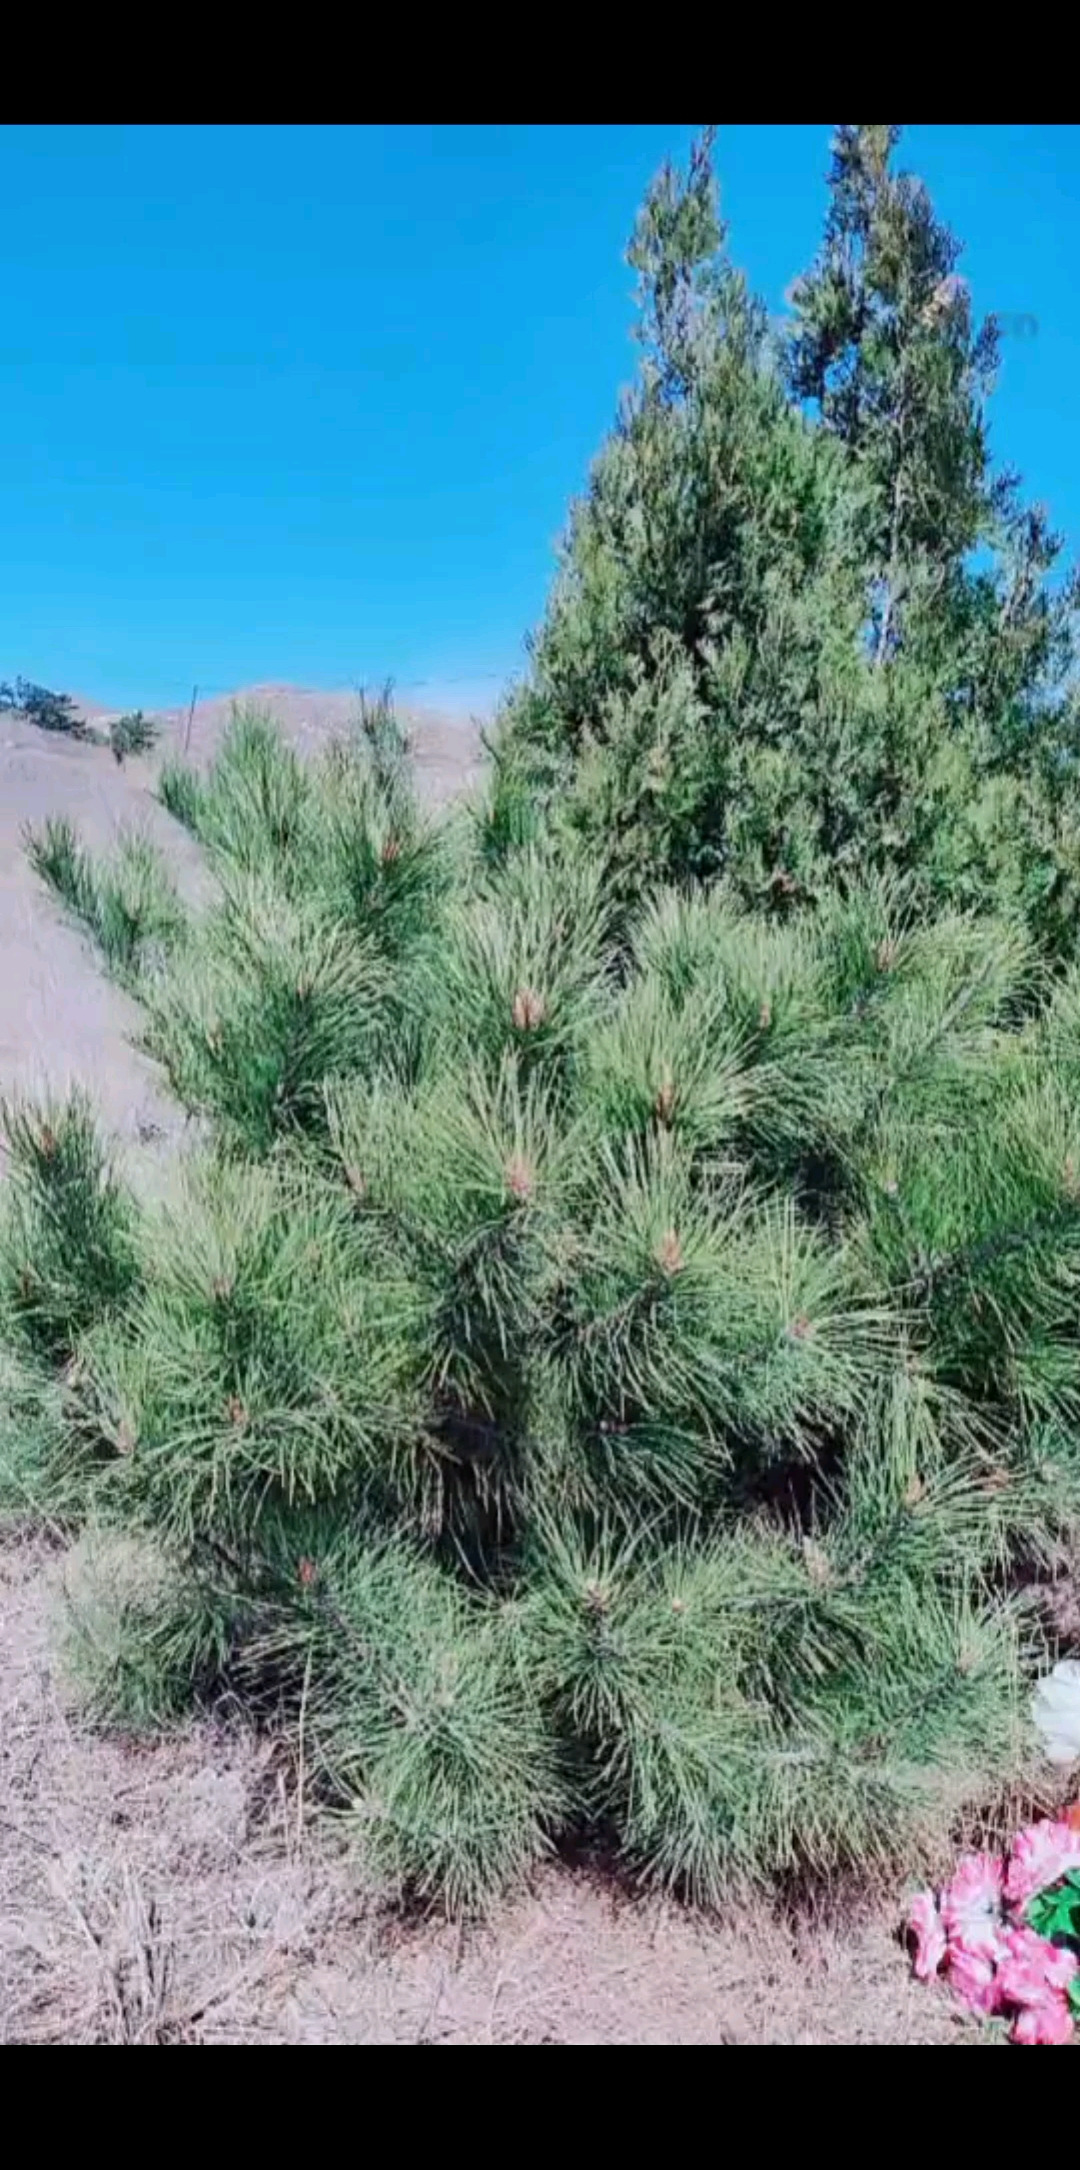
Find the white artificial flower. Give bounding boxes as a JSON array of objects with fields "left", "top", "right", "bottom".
[{"left": 1031, "top": 1659, "right": 1080, "bottom": 1768}]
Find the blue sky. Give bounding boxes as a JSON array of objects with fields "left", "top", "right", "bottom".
[{"left": 2, "top": 124, "right": 1078, "bottom": 715}]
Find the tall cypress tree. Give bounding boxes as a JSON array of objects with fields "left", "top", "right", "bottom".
[
  {"left": 492, "top": 126, "right": 1080, "bottom": 946},
  {"left": 785, "top": 123, "right": 997, "bottom": 663}
]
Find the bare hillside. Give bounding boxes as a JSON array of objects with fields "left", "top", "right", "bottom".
[{"left": 108, "top": 682, "right": 486, "bottom": 804}]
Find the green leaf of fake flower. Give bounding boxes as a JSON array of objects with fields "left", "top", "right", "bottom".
[{"left": 1027, "top": 1870, "right": 1080, "bottom": 1943}]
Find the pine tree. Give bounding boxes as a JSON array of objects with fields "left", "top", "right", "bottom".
[{"left": 14, "top": 707, "right": 1080, "bottom": 1911}]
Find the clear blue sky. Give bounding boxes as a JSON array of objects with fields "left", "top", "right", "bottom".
[{"left": 2, "top": 124, "right": 1078, "bottom": 715}]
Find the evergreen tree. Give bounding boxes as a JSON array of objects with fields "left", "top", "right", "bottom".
[
  {"left": 785, "top": 122, "right": 996, "bottom": 659},
  {"left": 12, "top": 708, "right": 1080, "bottom": 1911},
  {"left": 491, "top": 128, "right": 1080, "bottom": 943}
]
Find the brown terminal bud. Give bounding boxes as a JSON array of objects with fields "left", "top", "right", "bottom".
[
  {"left": 655, "top": 1228, "right": 684, "bottom": 1276},
  {"left": 802, "top": 1537, "right": 832, "bottom": 1587},
  {"left": 654, "top": 1076, "right": 677, "bottom": 1126},
  {"left": 504, "top": 1152, "right": 534, "bottom": 1202},
  {"left": 512, "top": 987, "right": 546, "bottom": 1032}
]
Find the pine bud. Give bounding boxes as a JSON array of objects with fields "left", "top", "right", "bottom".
[
  {"left": 225, "top": 1395, "right": 248, "bottom": 1430},
  {"left": 802, "top": 1537, "right": 832, "bottom": 1587},
  {"left": 654, "top": 1076, "right": 677, "bottom": 1125},
  {"left": 512, "top": 987, "right": 546, "bottom": 1032},
  {"left": 788, "top": 1313, "right": 813, "bottom": 1339},
  {"left": 344, "top": 1163, "right": 367, "bottom": 1200},
  {"left": 655, "top": 1228, "right": 684, "bottom": 1276},
  {"left": 505, "top": 1152, "right": 534, "bottom": 1202}
]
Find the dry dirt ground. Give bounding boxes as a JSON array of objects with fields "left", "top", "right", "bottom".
[{"left": 0, "top": 690, "right": 983, "bottom": 2046}]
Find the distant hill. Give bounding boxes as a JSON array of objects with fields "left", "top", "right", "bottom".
[{"left": 83, "top": 681, "right": 487, "bottom": 808}]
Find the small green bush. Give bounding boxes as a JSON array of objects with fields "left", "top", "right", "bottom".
[
  {"left": 0, "top": 676, "right": 87, "bottom": 738},
  {"left": 109, "top": 710, "right": 158, "bottom": 764},
  {"left": 16, "top": 722, "right": 1078, "bottom": 1909}
]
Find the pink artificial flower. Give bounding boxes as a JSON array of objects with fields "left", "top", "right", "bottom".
[
  {"left": 941, "top": 1852, "right": 1006, "bottom": 1960},
  {"left": 907, "top": 1890, "right": 947, "bottom": 1981},
  {"left": 1011, "top": 1996, "right": 1075, "bottom": 2047},
  {"left": 947, "top": 1945, "right": 1002, "bottom": 2016},
  {"left": 1005, "top": 1821, "right": 1080, "bottom": 1916},
  {"left": 998, "top": 1924, "right": 1078, "bottom": 2007}
]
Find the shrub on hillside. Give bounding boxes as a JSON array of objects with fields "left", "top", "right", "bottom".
[
  {"left": 1, "top": 676, "right": 87, "bottom": 739},
  {"left": 109, "top": 710, "right": 157, "bottom": 764},
  {"left": 16, "top": 710, "right": 1080, "bottom": 1909}
]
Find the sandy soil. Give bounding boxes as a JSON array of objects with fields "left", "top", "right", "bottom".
[{"left": 0, "top": 693, "right": 984, "bottom": 2046}]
